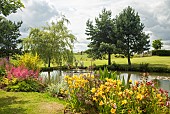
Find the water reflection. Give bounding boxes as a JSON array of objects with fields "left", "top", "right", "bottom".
[
  {"left": 40, "top": 70, "right": 170, "bottom": 96},
  {"left": 120, "top": 72, "right": 170, "bottom": 96}
]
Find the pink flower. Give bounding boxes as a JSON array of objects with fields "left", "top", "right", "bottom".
[{"left": 5, "top": 65, "right": 39, "bottom": 80}]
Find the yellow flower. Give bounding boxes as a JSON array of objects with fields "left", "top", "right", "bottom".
[
  {"left": 118, "top": 92, "right": 123, "bottom": 96},
  {"left": 136, "top": 93, "right": 143, "bottom": 100},
  {"left": 129, "top": 90, "right": 133, "bottom": 95},
  {"left": 99, "top": 100, "right": 104, "bottom": 106},
  {"left": 121, "top": 100, "right": 127, "bottom": 105},
  {"left": 93, "top": 97, "right": 97, "bottom": 101},
  {"left": 91, "top": 88, "right": 96, "bottom": 93},
  {"left": 156, "top": 94, "right": 161, "bottom": 98},
  {"left": 91, "top": 75, "right": 94, "bottom": 78},
  {"left": 106, "top": 87, "right": 110, "bottom": 92},
  {"left": 129, "top": 79, "right": 132, "bottom": 83},
  {"left": 111, "top": 108, "right": 116, "bottom": 113},
  {"left": 117, "top": 80, "right": 122, "bottom": 85}
]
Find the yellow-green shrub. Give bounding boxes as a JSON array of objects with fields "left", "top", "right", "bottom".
[{"left": 18, "top": 53, "right": 43, "bottom": 70}]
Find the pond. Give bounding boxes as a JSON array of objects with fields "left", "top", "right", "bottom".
[{"left": 40, "top": 69, "right": 170, "bottom": 96}]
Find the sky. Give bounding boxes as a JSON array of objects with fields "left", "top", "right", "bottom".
[{"left": 6, "top": 0, "right": 170, "bottom": 52}]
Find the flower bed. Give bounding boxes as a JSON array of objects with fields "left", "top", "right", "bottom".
[{"left": 65, "top": 73, "right": 170, "bottom": 114}]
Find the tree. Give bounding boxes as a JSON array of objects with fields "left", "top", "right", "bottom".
[
  {"left": 0, "top": 16, "right": 22, "bottom": 59},
  {"left": 115, "top": 6, "right": 150, "bottom": 65},
  {"left": 28, "top": 16, "right": 76, "bottom": 67},
  {"left": 152, "top": 39, "right": 163, "bottom": 50},
  {"left": 0, "top": 0, "right": 24, "bottom": 16},
  {"left": 86, "top": 8, "right": 117, "bottom": 65}
]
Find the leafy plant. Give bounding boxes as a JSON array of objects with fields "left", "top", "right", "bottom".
[
  {"left": 46, "top": 80, "right": 68, "bottom": 98},
  {"left": 98, "top": 67, "right": 119, "bottom": 80}
]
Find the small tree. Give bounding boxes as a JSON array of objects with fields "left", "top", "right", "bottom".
[
  {"left": 86, "top": 8, "right": 117, "bottom": 65},
  {"left": 0, "top": 16, "right": 22, "bottom": 59},
  {"left": 152, "top": 39, "right": 163, "bottom": 50},
  {"left": 115, "top": 6, "right": 150, "bottom": 65},
  {"left": 28, "top": 16, "right": 76, "bottom": 67}
]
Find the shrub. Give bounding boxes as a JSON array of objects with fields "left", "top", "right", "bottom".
[
  {"left": 1, "top": 65, "right": 45, "bottom": 92},
  {"left": 5, "top": 65, "right": 39, "bottom": 80},
  {"left": 12, "top": 53, "right": 43, "bottom": 70},
  {"left": 4, "top": 79, "right": 44, "bottom": 92},
  {"left": 152, "top": 50, "right": 170, "bottom": 56}
]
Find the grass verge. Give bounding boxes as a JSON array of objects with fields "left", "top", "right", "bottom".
[{"left": 0, "top": 89, "right": 65, "bottom": 114}]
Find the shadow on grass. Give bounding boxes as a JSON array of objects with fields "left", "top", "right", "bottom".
[{"left": 0, "top": 96, "right": 28, "bottom": 114}]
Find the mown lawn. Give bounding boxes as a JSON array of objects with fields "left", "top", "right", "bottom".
[
  {"left": 0, "top": 89, "right": 65, "bottom": 114},
  {"left": 74, "top": 54, "right": 170, "bottom": 68}
]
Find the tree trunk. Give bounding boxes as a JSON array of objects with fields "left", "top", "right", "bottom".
[
  {"left": 127, "top": 37, "right": 131, "bottom": 66},
  {"left": 108, "top": 52, "right": 111, "bottom": 65},
  {"left": 128, "top": 53, "right": 131, "bottom": 65},
  {"left": 48, "top": 57, "right": 50, "bottom": 68}
]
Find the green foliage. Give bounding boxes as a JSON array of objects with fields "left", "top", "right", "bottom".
[
  {"left": 139, "top": 62, "right": 149, "bottom": 72},
  {"left": 115, "top": 6, "right": 150, "bottom": 65},
  {"left": 152, "top": 39, "right": 163, "bottom": 50},
  {"left": 0, "top": 0, "right": 24, "bottom": 16},
  {"left": 86, "top": 8, "right": 117, "bottom": 65},
  {"left": 152, "top": 50, "right": 170, "bottom": 56},
  {"left": 98, "top": 67, "right": 119, "bottom": 80},
  {"left": 46, "top": 81, "right": 68, "bottom": 98},
  {"left": 2, "top": 77, "right": 45, "bottom": 92},
  {"left": 94, "top": 63, "right": 170, "bottom": 73},
  {"left": 27, "top": 16, "right": 76, "bottom": 67},
  {"left": 0, "top": 16, "right": 22, "bottom": 58}
]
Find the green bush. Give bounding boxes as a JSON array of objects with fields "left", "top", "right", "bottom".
[
  {"left": 4, "top": 78, "right": 45, "bottom": 92},
  {"left": 94, "top": 63, "right": 170, "bottom": 73},
  {"left": 152, "top": 50, "right": 170, "bottom": 56}
]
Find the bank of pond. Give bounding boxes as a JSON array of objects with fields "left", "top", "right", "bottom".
[{"left": 41, "top": 63, "right": 170, "bottom": 73}]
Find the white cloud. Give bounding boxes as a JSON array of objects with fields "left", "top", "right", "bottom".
[{"left": 6, "top": 0, "right": 170, "bottom": 51}]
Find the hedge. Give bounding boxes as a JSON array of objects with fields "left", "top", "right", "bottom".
[{"left": 152, "top": 50, "right": 170, "bottom": 56}]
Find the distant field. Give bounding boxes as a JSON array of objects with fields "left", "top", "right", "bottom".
[{"left": 74, "top": 53, "right": 170, "bottom": 68}]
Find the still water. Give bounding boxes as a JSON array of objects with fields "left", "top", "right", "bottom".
[{"left": 40, "top": 70, "right": 170, "bottom": 96}]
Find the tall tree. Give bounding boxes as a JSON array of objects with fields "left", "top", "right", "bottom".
[
  {"left": 86, "top": 8, "right": 116, "bottom": 65},
  {"left": 152, "top": 39, "right": 163, "bottom": 50},
  {"left": 0, "top": 0, "right": 24, "bottom": 16},
  {"left": 28, "top": 16, "right": 76, "bottom": 67},
  {"left": 0, "top": 16, "right": 22, "bottom": 59},
  {"left": 115, "top": 6, "right": 150, "bottom": 65}
]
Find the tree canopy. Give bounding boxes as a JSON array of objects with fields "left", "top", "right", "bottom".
[
  {"left": 115, "top": 6, "right": 150, "bottom": 65},
  {"left": 0, "top": 0, "right": 24, "bottom": 16},
  {"left": 0, "top": 16, "right": 22, "bottom": 58},
  {"left": 86, "top": 6, "right": 150, "bottom": 65},
  {"left": 27, "top": 16, "right": 76, "bottom": 67},
  {"left": 152, "top": 39, "right": 163, "bottom": 50},
  {"left": 86, "top": 8, "right": 117, "bottom": 65}
]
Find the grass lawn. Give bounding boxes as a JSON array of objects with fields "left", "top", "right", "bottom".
[
  {"left": 0, "top": 89, "right": 65, "bottom": 114},
  {"left": 74, "top": 54, "right": 170, "bottom": 68}
]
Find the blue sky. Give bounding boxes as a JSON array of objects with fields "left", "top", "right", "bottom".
[{"left": 7, "top": 0, "right": 170, "bottom": 52}]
